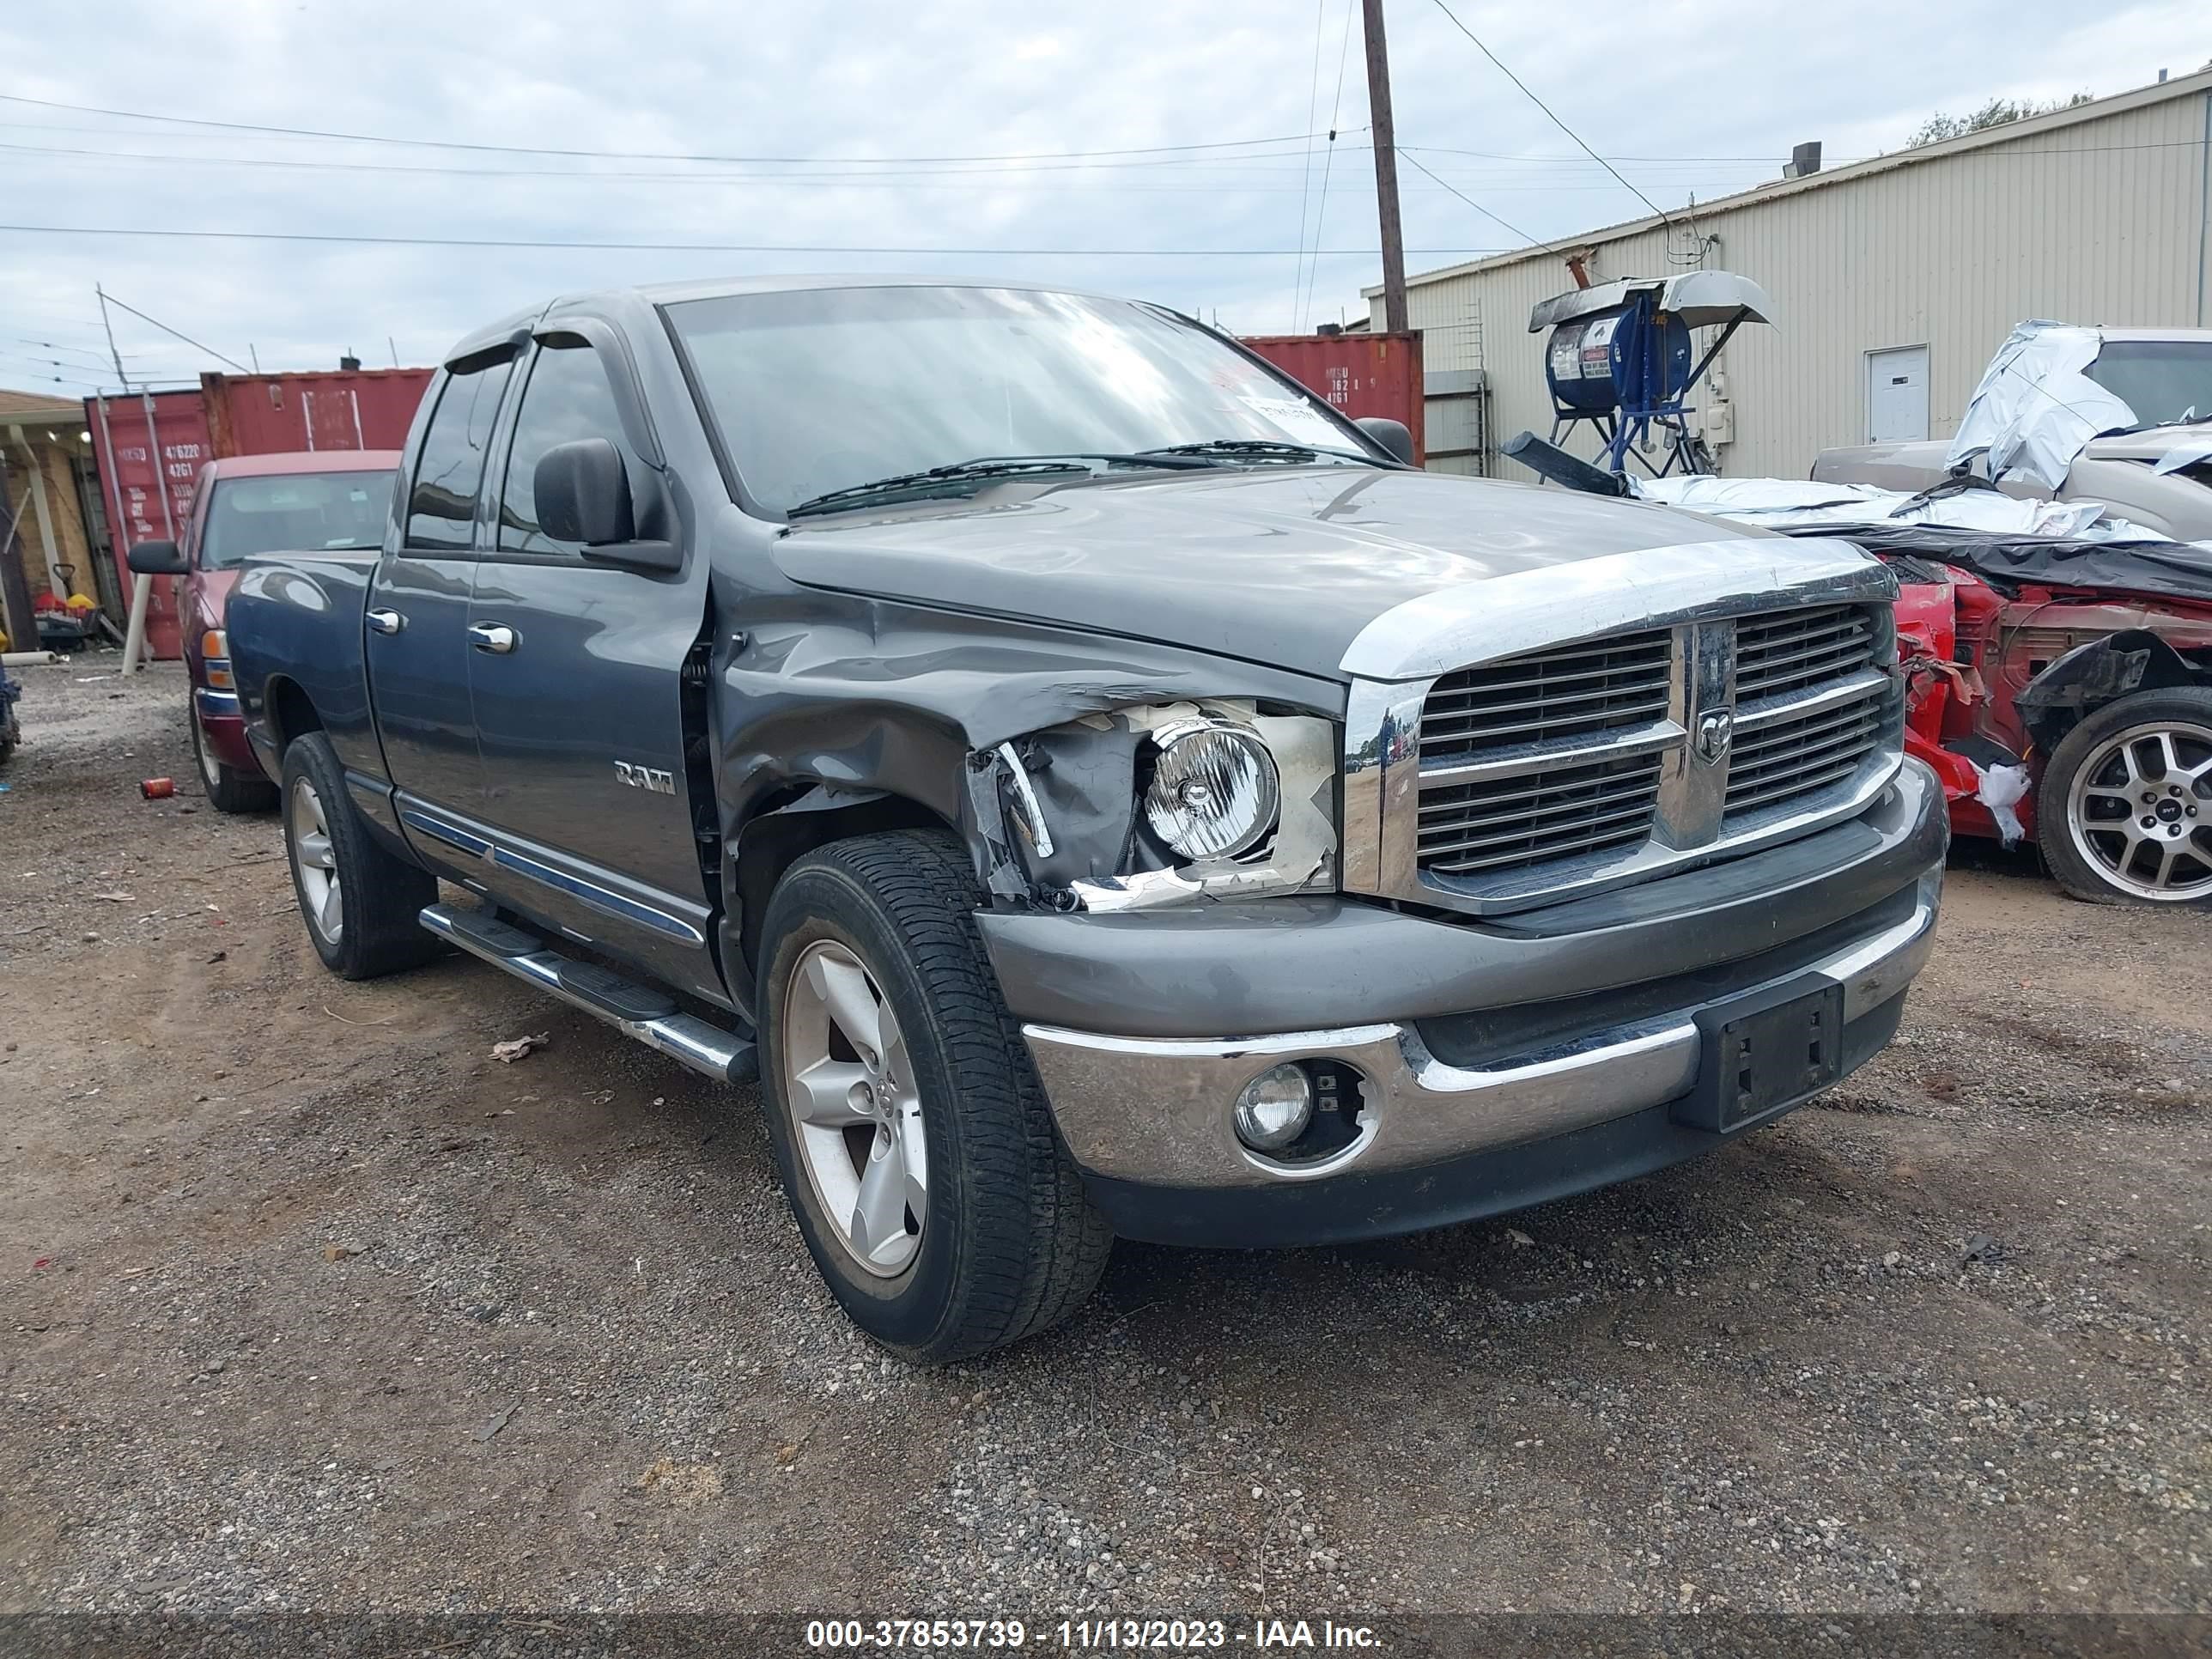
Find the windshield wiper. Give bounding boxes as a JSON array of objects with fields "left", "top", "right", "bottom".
[
  {"left": 1136, "top": 438, "right": 1379, "bottom": 465},
  {"left": 787, "top": 453, "right": 1215, "bottom": 518}
]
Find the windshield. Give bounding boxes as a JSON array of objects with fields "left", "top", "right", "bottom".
[
  {"left": 2084, "top": 340, "right": 2212, "bottom": 428},
  {"left": 663, "top": 285, "right": 1374, "bottom": 513},
  {"left": 198, "top": 471, "right": 394, "bottom": 569}
]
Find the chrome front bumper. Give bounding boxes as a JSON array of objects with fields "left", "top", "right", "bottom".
[{"left": 1023, "top": 871, "right": 1940, "bottom": 1192}]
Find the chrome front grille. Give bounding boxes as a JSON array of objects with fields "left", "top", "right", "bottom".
[
  {"left": 1724, "top": 686, "right": 1889, "bottom": 818},
  {"left": 1419, "top": 630, "right": 1672, "bottom": 764},
  {"left": 1734, "top": 605, "right": 1876, "bottom": 702},
  {"left": 1401, "top": 600, "right": 1899, "bottom": 902},
  {"left": 1418, "top": 750, "right": 1663, "bottom": 876}
]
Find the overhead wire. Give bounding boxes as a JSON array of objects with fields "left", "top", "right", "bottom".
[
  {"left": 0, "top": 91, "right": 1350, "bottom": 168},
  {"left": 1289, "top": 0, "right": 1332, "bottom": 331},
  {"left": 1423, "top": 0, "right": 1674, "bottom": 226},
  {"left": 1395, "top": 148, "right": 1564, "bottom": 260},
  {"left": 0, "top": 223, "right": 1511, "bottom": 258},
  {"left": 1298, "top": 0, "right": 1360, "bottom": 332},
  {"left": 96, "top": 290, "right": 251, "bottom": 373}
]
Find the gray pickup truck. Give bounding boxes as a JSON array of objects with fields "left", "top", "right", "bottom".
[{"left": 226, "top": 277, "right": 1946, "bottom": 1360}]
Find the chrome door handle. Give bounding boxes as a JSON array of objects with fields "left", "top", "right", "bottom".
[
  {"left": 468, "top": 622, "right": 518, "bottom": 654},
  {"left": 366, "top": 608, "right": 404, "bottom": 635}
]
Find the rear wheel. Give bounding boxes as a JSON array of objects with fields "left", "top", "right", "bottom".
[
  {"left": 2039, "top": 689, "right": 2212, "bottom": 905},
  {"left": 281, "top": 732, "right": 441, "bottom": 977},
  {"left": 757, "top": 829, "right": 1111, "bottom": 1363},
  {"left": 194, "top": 710, "right": 276, "bottom": 813}
]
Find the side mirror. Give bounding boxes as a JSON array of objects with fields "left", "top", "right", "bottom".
[
  {"left": 534, "top": 438, "right": 635, "bottom": 546},
  {"left": 1356, "top": 417, "right": 1416, "bottom": 466},
  {"left": 532, "top": 438, "right": 680, "bottom": 572},
  {"left": 127, "top": 538, "right": 187, "bottom": 576}
]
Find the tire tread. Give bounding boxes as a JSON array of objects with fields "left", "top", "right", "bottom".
[{"left": 765, "top": 829, "right": 1110, "bottom": 1360}]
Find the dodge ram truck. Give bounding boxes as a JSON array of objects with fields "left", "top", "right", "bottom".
[{"left": 226, "top": 277, "right": 1947, "bottom": 1361}]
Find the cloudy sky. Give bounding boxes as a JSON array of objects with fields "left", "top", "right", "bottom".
[{"left": 1, "top": 0, "right": 2205, "bottom": 393}]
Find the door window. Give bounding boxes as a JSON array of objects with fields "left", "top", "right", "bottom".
[
  {"left": 404, "top": 356, "right": 514, "bottom": 550},
  {"left": 496, "top": 339, "right": 639, "bottom": 557}
]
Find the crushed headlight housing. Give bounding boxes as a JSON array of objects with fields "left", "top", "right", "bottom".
[{"left": 1042, "top": 699, "right": 1336, "bottom": 912}]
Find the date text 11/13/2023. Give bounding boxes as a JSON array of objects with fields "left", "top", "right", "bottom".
[{"left": 803, "top": 1618, "right": 1382, "bottom": 1650}]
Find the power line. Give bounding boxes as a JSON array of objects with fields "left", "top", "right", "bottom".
[
  {"left": 0, "top": 113, "right": 1839, "bottom": 167},
  {"left": 1299, "top": 0, "right": 1360, "bottom": 331},
  {"left": 1291, "top": 0, "right": 1329, "bottom": 331},
  {"left": 0, "top": 222, "right": 1509, "bottom": 257},
  {"left": 0, "top": 136, "right": 1772, "bottom": 191},
  {"left": 1395, "top": 148, "right": 1562, "bottom": 260},
  {"left": 0, "top": 90, "right": 1348, "bottom": 168},
  {"left": 1423, "top": 0, "right": 1674, "bottom": 227},
  {"left": 96, "top": 289, "right": 251, "bottom": 373}
]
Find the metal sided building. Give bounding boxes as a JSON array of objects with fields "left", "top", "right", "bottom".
[{"left": 1371, "top": 66, "right": 2212, "bottom": 481}]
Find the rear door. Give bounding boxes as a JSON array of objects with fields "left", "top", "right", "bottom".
[
  {"left": 368, "top": 349, "right": 514, "bottom": 871},
  {"left": 465, "top": 327, "right": 717, "bottom": 998}
]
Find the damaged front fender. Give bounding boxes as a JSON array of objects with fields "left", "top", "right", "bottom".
[
  {"left": 709, "top": 576, "right": 1345, "bottom": 1000},
  {"left": 2014, "top": 629, "right": 2202, "bottom": 750}
]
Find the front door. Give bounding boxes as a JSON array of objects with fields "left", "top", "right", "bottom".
[
  {"left": 1867, "top": 345, "right": 1929, "bottom": 443},
  {"left": 367, "top": 353, "right": 514, "bottom": 874},
  {"left": 465, "top": 334, "right": 717, "bottom": 1001}
]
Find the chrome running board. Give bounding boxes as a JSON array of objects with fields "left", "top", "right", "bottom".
[{"left": 419, "top": 903, "right": 757, "bottom": 1085}]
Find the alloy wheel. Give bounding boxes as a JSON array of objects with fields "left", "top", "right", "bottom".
[
  {"left": 780, "top": 939, "right": 927, "bottom": 1277},
  {"left": 289, "top": 776, "right": 344, "bottom": 941},
  {"left": 2066, "top": 720, "right": 2212, "bottom": 901}
]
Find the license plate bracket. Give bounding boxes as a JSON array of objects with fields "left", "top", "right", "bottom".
[{"left": 1678, "top": 975, "right": 1846, "bottom": 1133}]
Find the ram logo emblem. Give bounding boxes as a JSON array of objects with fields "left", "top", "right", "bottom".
[
  {"left": 614, "top": 761, "right": 678, "bottom": 795},
  {"left": 1694, "top": 709, "right": 1735, "bottom": 766}
]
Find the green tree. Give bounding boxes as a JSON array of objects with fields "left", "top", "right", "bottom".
[{"left": 1906, "top": 91, "right": 2093, "bottom": 147}]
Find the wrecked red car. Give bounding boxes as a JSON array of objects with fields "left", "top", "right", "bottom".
[
  {"left": 1832, "top": 528, "right": 2212, "bottom": 905},
  {"left": 1496, "top": 438, "right": 2212, "bottom": 905}
]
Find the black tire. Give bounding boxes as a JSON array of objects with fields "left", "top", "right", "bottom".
[
  {"left": 194, "top": 710, "right": 277, "bottom": 814},
  {"left": 280, "top": 732, "right": 441, "bottom": 979},
  {"left": 2038, "top": 687, "right": 2212, "bottom": 907},
  {"left": 756, "top": 829, "right": 1112, "bottom": 1363}
]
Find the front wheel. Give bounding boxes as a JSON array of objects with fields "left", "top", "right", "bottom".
[
  {"left": 2039, "top": 688, "right": 2212, "bottom": 905},
  {"left": 756, "top": 829, "right": 1111, "bottom": 1363},
  {"left": 281, "top": 733, "right": 441, "bottom": 977}
]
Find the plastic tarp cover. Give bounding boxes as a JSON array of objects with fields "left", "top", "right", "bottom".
[
  {"left": 1632, "top": 475, "right": 2142, "bottom": 539},
  {"left": 2153, "top": 437, "right": 2212, "bottom": 477},
  {"left": 1628, "top": 476, "right": 2212, "bottom": 603},
  {"left": 1944, "top": 321, "right": 2138, "bottom": 492}
]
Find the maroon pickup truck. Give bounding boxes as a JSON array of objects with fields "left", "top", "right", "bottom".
[{"left": 128, "top": 451, "right": 398, "bottom": 811}]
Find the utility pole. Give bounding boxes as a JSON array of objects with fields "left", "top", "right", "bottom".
[{"left": 1362, "top": 0, "right": 1408, "bottom": 333}]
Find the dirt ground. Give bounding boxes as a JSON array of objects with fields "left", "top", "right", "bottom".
[{"left": 1, "top": 659, "right": 2206, "bottom": 1618}]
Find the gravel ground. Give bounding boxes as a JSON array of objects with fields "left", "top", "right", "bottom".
[{"left": 0, "top": 661, "right": 2207, "bottom": 1619}]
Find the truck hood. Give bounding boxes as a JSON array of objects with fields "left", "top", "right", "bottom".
[{"left": 777, "top": 466, "right": 1768, "bottom": 678}]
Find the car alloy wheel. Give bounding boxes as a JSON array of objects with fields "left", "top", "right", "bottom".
[
  {"left": 289, "top": 775, "right": 344, "bottom": 942},
  {"left": 779, "top": 939, "right": 927, "bottom": 1277},
  {"left": 2065, "top": 719, "right": 2212, "bottom": 901}
]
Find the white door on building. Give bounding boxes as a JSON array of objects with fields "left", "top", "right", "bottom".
[{"left": 1867, "top": 346, "right": 1930, "bottom": 443}]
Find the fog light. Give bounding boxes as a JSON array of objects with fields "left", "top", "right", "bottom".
[{"left": 1233, "top": 1062, "right": 1314, "bottom": 1152}]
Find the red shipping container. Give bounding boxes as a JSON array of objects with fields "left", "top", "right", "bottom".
[
  {"left": 85, "top": 366, "right": 432, "bottom": 659},
  {"left": 198, "top": 367, "right": 432, "bottom": 460},
  {"left": 85, "top": 388, "right": 213, "bottom": 662},
  {"left": 1239, "top": 331, "right": 1425, "bottom": 466}
]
